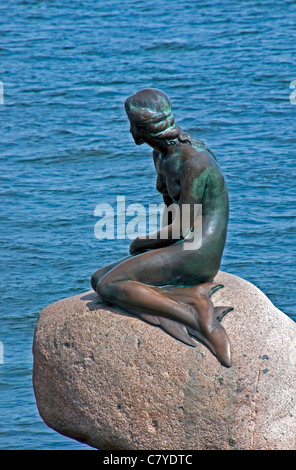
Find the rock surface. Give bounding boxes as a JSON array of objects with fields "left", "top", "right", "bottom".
[{"left": 33, "top": 271, "right": 296, "bottom": 450}]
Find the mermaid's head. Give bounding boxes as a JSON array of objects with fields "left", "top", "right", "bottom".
[{"left": 125, "top": 88, "right": 191, "bottom": 145}]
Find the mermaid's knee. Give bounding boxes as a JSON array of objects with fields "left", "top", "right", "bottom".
[
  {"left": 96, "top": 276, "right": 115, "bottom": 301},
  {"left": 91, "top": 271, "right": 100, "bottom": 292},
  {"left": 96, "top": 271, "right": 129, "bottom": 303}
]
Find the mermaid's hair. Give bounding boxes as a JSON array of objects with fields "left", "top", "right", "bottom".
[
  {"left": 125, "top": 88, "right": 191, "bottom": 145},
  {"left": 125, "top": 88, "right": 216, "bottom": 159}
]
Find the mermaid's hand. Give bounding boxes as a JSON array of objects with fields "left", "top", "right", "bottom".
[{"left": 129, "top": 237, "right": 147, "bottom": 255}]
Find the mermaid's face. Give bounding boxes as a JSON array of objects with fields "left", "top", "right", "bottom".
[{"left": 129, "top": 121, "right": 145, "bottom": 145}]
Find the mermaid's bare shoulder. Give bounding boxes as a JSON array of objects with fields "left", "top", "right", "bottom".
[{"left": 190, "top": 137, "right": 217, "bottom": 161}]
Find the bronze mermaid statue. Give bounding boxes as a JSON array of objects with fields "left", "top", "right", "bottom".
[{"left": 91, "top": 88, "right": 233, "bottom": 367}]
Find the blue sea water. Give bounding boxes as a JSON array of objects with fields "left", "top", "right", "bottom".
[{"left": 0, "top": 0, "right": 295, "bottom": 450}]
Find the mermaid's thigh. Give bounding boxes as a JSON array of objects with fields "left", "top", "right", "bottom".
[{"left": 99, "top": 243, "right": 202, "bottom": 287}]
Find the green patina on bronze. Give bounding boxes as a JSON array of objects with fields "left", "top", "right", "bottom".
[{"left": 91, "top": 88, "right": 233, "bottom": 368}]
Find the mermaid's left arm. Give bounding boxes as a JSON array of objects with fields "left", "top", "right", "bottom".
[{"left": 129, "top": 160, "right": 207, "bottom": 254}]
